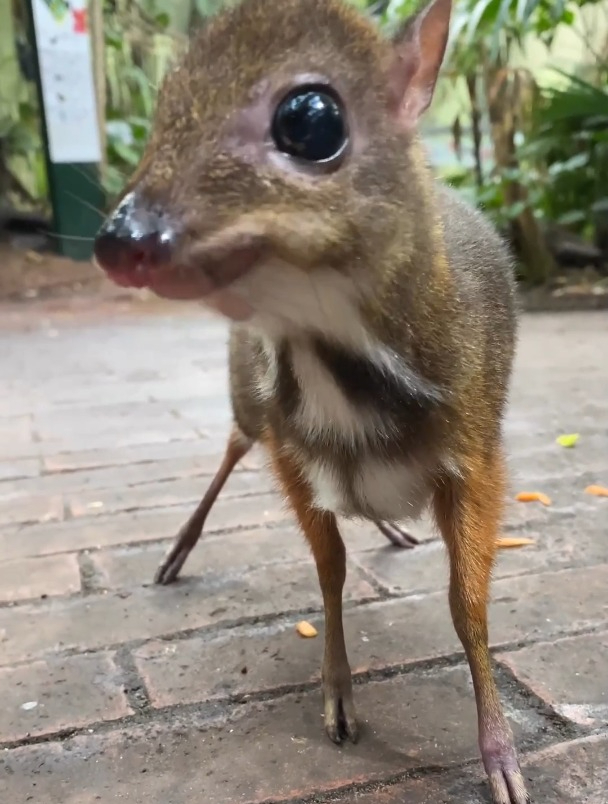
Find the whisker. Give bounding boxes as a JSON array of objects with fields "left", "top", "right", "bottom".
[
  {"left": 45, "top": 231, "right": 95, "bottom": 243},
  {"left": 71, "top": 166, "right": 104, "bottom": 190},
  {"left": 64, "top": 191, "right": 107, "bottom": 217}
]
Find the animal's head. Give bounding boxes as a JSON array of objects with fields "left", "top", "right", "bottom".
[{"left": 94, "top": 0, "right": 451, "bottom": 341}]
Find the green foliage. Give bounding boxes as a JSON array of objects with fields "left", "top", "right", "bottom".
[
  {"left": 0, "top": 0, "right": 48, "bottom": 211},
  {"left": 101, "top": 0, "right": 184, "bottom": 197},
  {"left": 526, "top": 70, "right": 608, "bottom": 233},
  {"left": 1, "top": 97, "right": 49, "bottom": 207},
  {"left": 386, "top": 0, "right": 608, "bottom": 279}
]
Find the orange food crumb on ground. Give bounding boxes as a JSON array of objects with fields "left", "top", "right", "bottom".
[
  {"left": 515, "top": 491, "right": 552, "bottom": 506},
  {"left": 584, "top": 485, "right": 608, "bottom": 497},
  {"left": 497, "top": 537, "right": 536, "bottom": 549},
  {"left": 296, "top": 621, "right": 318, "bottom": 638}
]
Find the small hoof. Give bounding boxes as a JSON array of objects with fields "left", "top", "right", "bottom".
[
  {"left": 153, "top": 546, "right": 189, "bottom": 585},
  {"left": 375, "top": 520, "right": 419, "bottom": 549},
  {"left": 487, "top": 767, "right": 530, "bottom": 804},
  {"left": 323, "top": 682, "right": 358, "bottom": 745},
  {"left": 483, "top": 736, "right": 529, "bottom": 804}
]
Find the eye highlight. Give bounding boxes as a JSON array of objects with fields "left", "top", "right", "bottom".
[{"left": 271, "top": 85, "right": 348, "bottom": 164}]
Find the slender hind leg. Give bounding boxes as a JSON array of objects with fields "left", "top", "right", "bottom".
[
  {"left": 154, "top": 425, "right": 253, "bottom": 585},
  {"left": 374, "top": 519, "right": 419, "bottom": 548}
]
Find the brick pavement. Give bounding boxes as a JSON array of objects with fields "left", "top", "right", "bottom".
[{"left": 0, "top": 298, "right": 607, "bottom": 803}]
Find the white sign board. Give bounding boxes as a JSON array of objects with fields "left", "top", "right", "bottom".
[{"left": 31, "top": 0, "right": 102, "bottom": 164}]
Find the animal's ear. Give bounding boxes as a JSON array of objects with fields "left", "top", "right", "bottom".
[{"left": 386, "top": 0, "right": 452, "bottom": 130}]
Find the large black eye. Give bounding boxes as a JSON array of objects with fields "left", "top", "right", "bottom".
[{"left": 272, "top": 86, "right": 347, "bottom": 163}]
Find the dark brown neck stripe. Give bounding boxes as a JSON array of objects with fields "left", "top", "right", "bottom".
[
  {"left": 312, "top": 337, "right": 444, "bottom": 422},
  {"left": 274, "top": 340, "right": 300, "bottom": 418}
]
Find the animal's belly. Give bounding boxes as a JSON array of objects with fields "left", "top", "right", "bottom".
[{"left": 305, "top": 456, "right": 431, "bottom": 521}]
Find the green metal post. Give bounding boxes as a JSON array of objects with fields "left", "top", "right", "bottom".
[{"left": 25, "top": 0, "right": 105, "bottom": 261}]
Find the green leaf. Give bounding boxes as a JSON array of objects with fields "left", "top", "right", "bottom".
[
  {"left": 105, "top": 33, "right": 122, "bottom": 49},
  {"left": 504, "top": 200, "right": 528, "bottom": 219},
  {"left": 490, "top": 0, "right": 513, "bottom": 60},
  {"left": 547, "top": 152, "right": 590, "bottom": 176},
  {"left": 110, "top": 140, "right": 142, "bottom": 166},
  {"left": 124, "top": 67, "right": 155, "bottom": 118},
  {"left": 155, "top": 12, "right": 171, "bottom": 28},
  {"left": 556, "top": 210, "right": 587, "bottom": 225},
  {"left": 127, "top": 116, "right": 152, "bottom": 142},
  {"left": 556, "top": 433, "right": 579, "bottom": 448},
  {"left": 502, "top": 166, "right": 526, "bottom": 181},
  {"left": 466, "top": 0, "right": 500, "bottom": 45},
  {"left": 552, "top": 0, "right": 568, "bottom": 23},
  {"left": 561, "top": 9, "right": 575, "bottom": 24},
  {"left": 515, "top": 0, "right": 533, "bottom": 23}
]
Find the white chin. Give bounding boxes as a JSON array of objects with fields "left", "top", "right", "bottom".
[{"left": 204, "top": 289, "right": 254, "bottom": 322}]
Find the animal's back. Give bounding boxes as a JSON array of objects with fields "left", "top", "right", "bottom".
[{"left": 438, "top": 184, "right": 518, "bottom": 427}]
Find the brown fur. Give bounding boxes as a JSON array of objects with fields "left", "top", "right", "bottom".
[{"left": 96, "top": 1, "right": 528, "bottom": 801}]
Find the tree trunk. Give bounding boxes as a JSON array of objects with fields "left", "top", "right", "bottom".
[
  {"left": 485, "top": 65, "right": 556, "bottom": 284},
  {"left": 0, "top": 0, "right": 21, "bottom": 202},
  {"left": 466, "top": 73, "right": 484, "bottom": 190},
  {"left": 90, "top": 0, "right": 107, "bottom": 175}
]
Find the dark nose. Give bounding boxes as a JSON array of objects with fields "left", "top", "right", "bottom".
[{"left": 94, "top": 191, "right": 174, "bottom": 275}]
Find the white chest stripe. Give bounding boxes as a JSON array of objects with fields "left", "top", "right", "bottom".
[
  {"left": 290, "top": 344, "right": 381, "bottom": 446},
  {"left": 305, "top": 460, "right": 345, "bottom": 513}
]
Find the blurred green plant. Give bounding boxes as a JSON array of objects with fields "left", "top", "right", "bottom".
[
  {"left": 0, "top": 96, "right": 49, "bottom": 208},
  {"left": 101, "top": 0, "right": 185, "bottom": 196},
  {"left": 0, "top": 0, "right": 48, "bottom": 211},
  {"left": 526, "top": 70, "right": 608, "bottom": 250},
  {"left": 383, "top": 0, "right": 608, "bottom": 282}
]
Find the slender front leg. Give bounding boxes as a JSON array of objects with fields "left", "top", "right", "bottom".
[
  {"left": 270, "top": 444, "right": 357, "bottom": 744},
  {"left": 433, "top": 448, "right": 529, "bottom": 804}
]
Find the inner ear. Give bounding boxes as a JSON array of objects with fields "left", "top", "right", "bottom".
[{"left": 386, "top": 0, "right": 452, "bottom": 129}]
